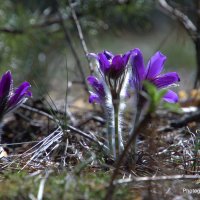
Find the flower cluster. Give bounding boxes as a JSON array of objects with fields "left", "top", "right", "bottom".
[
  {"left": 88, "top": 50, "right": 131, "bottom": 102},
  {"left": 0, "top": 71, "right": 32, "bottom": 120},
  {"left": 88, "top": 49, "right": 180, "bottom": 105},
  {"left": 87, "top": 48, "right": 180, "bottom": 159}
]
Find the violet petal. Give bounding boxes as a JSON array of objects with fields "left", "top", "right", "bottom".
[
  {"left": 131, "top": 48, "right": 145, "bottom": 82},
  {"left": 130, "top": 48, "right": 146, "bottom": 89},
  {"left": 0, "top": 71, "right": 12, "bottom": 98},
  {"left": 8, "top": 81, "right": 31, "bottom": 108},
  {"left": 146, "top": 51, "right": 166, "bottom": 79},
  {"left": 87, "top": 53, "right": 99, "bottom": 60},
  {"left": 98, "top": 53, "right": 110, "bottom": 74},
  {"left": 122, "top": 50, "right": 132, "bottom": 66},
  {"left": 111, "top": 55, "right": 124, "bottom": 71},
  {"left": 163, "top": 89, "right": 179, "bottom": 103},
  {"left": 103, "top": 50, "right": 114, "bottom": 60},
  {"left": 152, "top": 72, "right": 180, "bottom": 89},
  {"left": 87, "top": 75, "right": 99, "bottom": 86},
  {"left": 89, "top": 92, "right": 101, "bottom": 103},
  {"left": 87, "top": 76, "right": 105, "bottom": 99}
]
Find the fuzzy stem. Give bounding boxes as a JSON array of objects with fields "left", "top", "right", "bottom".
[
  {"left": 104, "top": 104, "right": 116, "bottom": 158},
  {"left": 113, "top": 98, "right": 124, "bottom": 159}
]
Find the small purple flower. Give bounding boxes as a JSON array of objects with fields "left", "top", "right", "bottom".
[
  {"left": 0, "top": 71, "right": 32, "bottom": 119},
  {"left": 89, "top": 50, "right": 131, "bottom": 79},
  {"left": 87, "top": 75, "right": 106, "bottom": 104},
  {"left": 131, "top": 48, "right": 180, "bottom": 103}
]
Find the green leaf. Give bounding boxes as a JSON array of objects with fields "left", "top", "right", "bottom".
[
  {"left": 143, "top": 81, "right": 168, "bottom": 113},
  {"left": 163, "top": 102, "right": 182, "bottom": 113}
]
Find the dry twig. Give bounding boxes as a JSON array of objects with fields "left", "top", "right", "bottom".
[
  {"left": 114, "top": 174, "right": 200, "bottom": 185},
  {"left": 68, "top": 0, "right": 94, "bottom": 74},
  {"left": 55, "top": 0, "right": 89, "bottom": 93}
]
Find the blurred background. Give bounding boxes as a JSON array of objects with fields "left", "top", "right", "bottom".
[{"left": 0, "top": 0, "right": 198, "bottom": 101}]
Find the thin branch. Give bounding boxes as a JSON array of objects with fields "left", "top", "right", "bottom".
[
  {"left": 37, "top": 171, "right": 49, "bottom": 200},
  {"left": 0, "top": 28, "right": 23, "bottom": 34},
  {"left": 0, "top": 15, "right": 70, "bottom": 35},
  {"left": 55, "top": 1, "right": 89, "bottom": 94},
  {"left": 157, "top": 0, "right": 197, "bottom": 41},
  {"left": 1, "top": 141, "right": 39, "bottom": 146},
  {"left": 69, "top": 0, "right": 94, "bottom": 74},
  {"left": 114, "top": 174, "right": 200, "bottom": 185}
]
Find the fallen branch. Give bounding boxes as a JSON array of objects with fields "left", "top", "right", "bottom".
[
  {"left": 170, "top": 109, "right": 200, "bottom": 128},
  {"left": 114, "top": 174, "right": 200, "bottom": 185}
]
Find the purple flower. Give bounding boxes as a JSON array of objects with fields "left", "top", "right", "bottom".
[
  {"left": 87, "top": 75, "right": 106, "bottom": 104},
  {"left": 89, "top": 50, "right": 131, "bottom": 79},
  {"left": 131, "top": 48, "right": 180, "bottom": 103},
  {"left": 0, "top": 71, "right": 32, "bottom": 119}
]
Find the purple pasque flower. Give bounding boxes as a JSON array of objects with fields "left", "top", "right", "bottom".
[
  {"left": 0, "top": 71, "right": 32, "bottom": 119},
  {"left": 89, "top": 50, "right": 131, "bottom": 79},
  {"left": 87, "top": 75, "right": 106, "bottom": 104},
  {"left": 131, "top": 48, "right": 180, "bottom": 103}
]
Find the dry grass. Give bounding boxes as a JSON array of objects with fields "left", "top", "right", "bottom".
[{"left": 0, "top": 98, "right": 200, "bottom": 199}]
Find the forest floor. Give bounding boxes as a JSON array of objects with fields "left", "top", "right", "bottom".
[{"left": 0, "top": 90, "right": 200, "bottom": 200}]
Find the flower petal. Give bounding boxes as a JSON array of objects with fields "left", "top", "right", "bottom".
[
  {"left": 103, "top": 50, "right": 114, "bottom": 60},
  {"left": 87, "top": 53, "right": 99, "bottom": 60},
  {"left": 0, "top": 71, "right": 12, "bottom": 98},
  {"left": 131, "top": 48, "right": 145, "bottom": 82},
  {"left": 111, "top": 55, "right": 124, "bottom": 71},
  {"left": 151, "top": 72, "right": 180, "bottom": 89},
  {"left": 130, "top": 48, "right": 145, "bottom": 90},
  {"left": 89, "top": 92, "right": 101, "bottom": 104},
  {"left": 122, "top": 50, "right": 132, "bottom": 66},
  {"left": 98, "top": 53, "right": 110, "bottom": 74},
  {"left": 87, "top": 76, "right": 105, "bottom": 99},
  {"left": 146, "top": 51, "right": 166, "bottom": 79},
  {"left": 0, "top": 71, "right": 13, "bottom": 117},
  {"left": 163, "top": 90, "right": 178, "bottom": 103},
  {"left": 87, "top": 75, "right": 99, "bottom": 86},
  {"left": 7, "top": 81, "right": 31, "bottom": 108}
]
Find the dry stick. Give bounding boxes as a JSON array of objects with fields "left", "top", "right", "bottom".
[
  {"left": 69, "top": 0, "right": 94, "bottom": 74},
  {"left": 104, "top": 112, "right": 150, "bottom": 200},
  {"left": 55, "top": 3, "right": 89, "bottom": 93},
  {"left": 68, "top": 1, "right": 97, "bottom": 111},
  {"left": 37, "top": 171, "right": 50, "bottom": 200},
  {"left": 0, "top": 14, "right": 70, "bottom": 35},
  {"left": 114, "top": 174, "right": 200, "bottom": 185}
]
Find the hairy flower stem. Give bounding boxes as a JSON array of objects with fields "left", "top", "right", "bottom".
[
  {"left": 112, "top": 97, "right": 124, "bottom": 159},
  {"left": 106, "top": 108, "right": 116, "bottom": 158}
]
